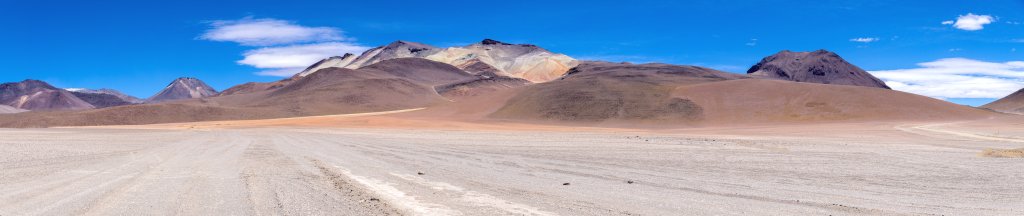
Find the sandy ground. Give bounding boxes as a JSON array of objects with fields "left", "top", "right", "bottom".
[{"left": 2, "top": 115, "right": 1024, "bottom": 215}]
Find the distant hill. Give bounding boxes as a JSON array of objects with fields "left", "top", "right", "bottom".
[
  {"left": 0, "top": 58, "right": 462, "bottom": 127},
  {"left": 67, "top": 88, "right": 142, "bottom": 108},
  {"left": 982, "top": 88, "right": 1024, "bottom": 114},
  {"left": 0, "top": 80, "right": 94, "bottom": 111},
  {"left": 486, "top": 61, "right": 987, "bottom": 125},
  {"left": 147, "top": 77, "right": 219, "bottom": 103},
  {"left": 747, "top": 50, "right": 890, "bottom": 89}
]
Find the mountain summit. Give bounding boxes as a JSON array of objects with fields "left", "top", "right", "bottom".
[
  {"left": 147, "top": 77, "right": 218, "bottom": 103},
  {"left": 747, "top": 50, "right": 890, "bottom": 89},
  {"left": 296, "top": 39, "right": 578, "bottom": 83},
  {"left": 295, "top": 41, "right": 440, "bottom": 77},
  {"left": 0, "top": 79, "right": 94, "bottom": 110},
  {"left": 425, "top": 39, "right": 578, "bottom": 82}
]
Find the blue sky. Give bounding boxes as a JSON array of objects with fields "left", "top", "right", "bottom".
[{"left": 1, "top": 0, "right": 1022, "bottom": 106}]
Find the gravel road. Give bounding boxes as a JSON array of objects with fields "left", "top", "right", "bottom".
[{"left": 1, "top": 125, "right": 1022, "bottom": 215}]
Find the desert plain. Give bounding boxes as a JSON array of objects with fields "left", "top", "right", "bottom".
[{"left": 1, "top": 111, "right": 1022, "bottom": 216}]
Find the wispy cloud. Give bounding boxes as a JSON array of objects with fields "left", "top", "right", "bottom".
[
  {"left": 200, "top": 17, "right": 346, "bottom": 46},
  {"left": 942, "top": 13, "right": 995, "bottom": 31},
  {"left": 201, "top": 17, "right": 370, "bottom": 77},
  {"left": 745, "top": 38, "right": 758, "bottom": 46},
  {"left": 870, "top": 58, "right": 1024, "bottom": 99},
  {"left": 849, "top": 37, "right": 879, "bottom": 43}
]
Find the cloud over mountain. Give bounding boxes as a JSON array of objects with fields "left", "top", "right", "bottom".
[
  {"left": 870, "top": 58, "right": 1024, "bottom": 99},
  {"left": 201, "top": 17, "right": 370, "bottom": 77},
  {"left": 239, "top": 42, "right": 369, "bottom": 76}
]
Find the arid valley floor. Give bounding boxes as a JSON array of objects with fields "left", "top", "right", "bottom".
[{"left": 1, "top": 113, "right": 1022, "bottom": 215}]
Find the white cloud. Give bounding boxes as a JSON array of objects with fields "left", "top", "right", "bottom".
[
  {"left": 237, "top": 42, "right": 369, "bottom": 77},
  {"left": 948, "top": 48, "right": 962, "bottom": 52},
  {"left": 849, "top": 37, "right": 879, "bottom": 43},
  {"left": 942, "top": 13, "right": 995, "bottom": 31},
  {"left": 200, "top": 17, "right": 372, "bottom": 77},
  {"left": 745, "top": 38, "right": 757, "bottom": 46},
  {"left": 201, "top": 17, "right": 346, "bottom": 46},
  {"left": 869, "top": 58, "right": 1024, "bottom": 99}
]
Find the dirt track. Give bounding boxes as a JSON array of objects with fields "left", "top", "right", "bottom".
[{"left": 1, "top": 122, "right": 1022, "bottom": 215}]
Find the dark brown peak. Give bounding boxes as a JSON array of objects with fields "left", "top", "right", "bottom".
[
  {"left": 747, "top": 49, "right": 889, "bottom": 89},
  {"left": 341, "top": 53, "right": 355, "bottom": 58},
  {"left": 382, "top": 40, "right": 436, "bottom": 52},
  {"left": 381, "top": 40, "right": 410, "bottom": 49},
  {"left": 386, "top": 40, "right": 427, "bottom": 47},
  {"left": 481, "top": 39, "right": 511, "bottom": 45},
  {"left": 772, "top": 49, "right": 836, "bottom": 56},
  {"left": 388, "top": 40, "right": 411, "bottom": 46},
  {"left": 480, "top": 38, "right": 538, "bottom": 47}
]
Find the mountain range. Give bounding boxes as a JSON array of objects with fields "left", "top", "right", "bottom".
[
  {"left": 0, "top": 80, "right": 94, "bottom": 111},
  {"left": 0, "top": 39, "right": 1005, "bottom": 127},
  {"left": 0, "top": 77, "right": 220, "bottom": 112},
  {"left": 296, "top": 39, "right": 578, "bottom": 83},
  {"left": 66, "top": 88, "right": 143, "bottom": 108}
]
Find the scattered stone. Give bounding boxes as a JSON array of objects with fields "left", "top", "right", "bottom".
[
  {"left": 562, "top": 183, "right": 571, "bottom": 186},
  {"left": 627, "top": 180, "right": 635, "bottom": 184},
  {"left": 369, "top": 198, "right": 380, "bottom": 201},
  {"left": 417, "top": 172, "right": 424, "bottom": 175}
]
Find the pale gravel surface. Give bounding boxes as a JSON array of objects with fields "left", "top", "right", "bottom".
[{"left": 1, "top": 123, "right": 1022, "bottom": 215}]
